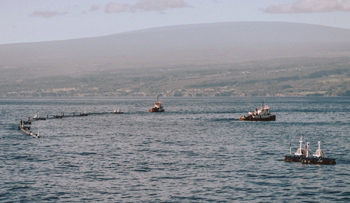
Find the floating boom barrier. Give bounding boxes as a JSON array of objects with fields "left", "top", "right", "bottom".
[
  {"left": 18, "top": 109, "right": 124, "bottom": 138},
  {"left": 18, "top": 119, "right": 39, "bottom": 138}
]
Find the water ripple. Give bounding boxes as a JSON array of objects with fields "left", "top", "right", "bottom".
[{"left": 1, "top": 97, "right": 349, "bottom": 202}]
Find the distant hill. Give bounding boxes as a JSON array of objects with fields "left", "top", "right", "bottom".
[
  {"left": 1, "top": 22, "right": 350, "bottom": 74},
  {"left": 0, "top": 22, "right": 350, "bottom": 97}
]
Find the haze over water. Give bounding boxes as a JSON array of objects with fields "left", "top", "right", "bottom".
[{"left": 1, "top": 97, "right": 349, "bottom": 202}]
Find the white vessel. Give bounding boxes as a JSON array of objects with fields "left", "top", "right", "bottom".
[
  {"left": 240, "top": 101, "right": 276, "bottom": 121},
  {"left": 149, "top": 95, "right": 164, "bottom": 112}
]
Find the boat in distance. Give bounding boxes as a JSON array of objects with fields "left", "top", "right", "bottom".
[
  {"left": 149, "top": 95, "right": 164, "bottom": 112},
  {"left": 114, "top": 108, "right": 123, "bottom": 114},
  {"left": 239, "top": 101, "right": 276, "bottom": 121}
]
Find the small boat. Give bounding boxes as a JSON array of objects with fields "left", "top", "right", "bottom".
[
  {"left": 18, "top": 119, "right": 31, "bottom": 130},
  {"left": 54, "top": 112, "right": 64, "bottom": 118},
  {"left": 23, "top": 120, "right": 31, "bottom": 125},
  {"left": 149, "top": 95, "right": 165, "bottom": 112},
  {"left": 33, "top": 113, "right": 47, "bottom": 120},
  {"left": 284, "top": 137, "right": 336, "bottom": 165},
  {"left": 239, "top": 101, "right": 276, "bottom": 121},
  {"left": 20, "top": 118, "right": 32, "bottom": 125},
  {"left": 113, "top": 108, "right": 123, "bottom": 114},
  {"left": 80, "top": 108, "right": 88, "bottom": 116}
]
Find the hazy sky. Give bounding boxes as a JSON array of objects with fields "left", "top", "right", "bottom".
[{"left": 1, "top": 0, "right": 350, "bottom": 44}]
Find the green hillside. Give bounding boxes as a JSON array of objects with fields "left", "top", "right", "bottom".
[{"left": 2, "top": 57, "right": 349, "bottom": 97}]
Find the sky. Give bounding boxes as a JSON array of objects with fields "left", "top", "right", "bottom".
[{"left": 1, "top": 0, "right": 350, "bottom": 44}]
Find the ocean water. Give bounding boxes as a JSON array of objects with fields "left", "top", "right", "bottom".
[{"left": 1, "top": 97, "right": 349, "bottom": 202}]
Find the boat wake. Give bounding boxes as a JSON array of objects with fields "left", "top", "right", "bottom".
[{"left": 211, "top": 118, "right": 240, "bottom": 122}]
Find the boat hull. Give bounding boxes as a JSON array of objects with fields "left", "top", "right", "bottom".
[
  {"left": 149, "top": 108, "right": 164, "bottom": 113},
  {"left": 284, "top": 155, "right": 336, "bottom": 165},
  {"left": 239, "top": 115, "right": 276, "bottom": 121}
]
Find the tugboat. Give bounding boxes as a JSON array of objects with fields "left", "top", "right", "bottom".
[
  {"left": 149, "top": 95, "right": 164, "bottom": 112},
  {"left": 284, "top": 137, "right": 336, "bottom": 165},
  {"left": 239, "top": 101, "right": 276, "bottom": 121}
]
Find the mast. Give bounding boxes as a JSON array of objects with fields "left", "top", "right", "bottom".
[
  {"left": 313, "top": 141, "right": 324, "bottom": 158},
  {"left": 294, "top": 136, "right": 304, "bottom": 156},
  {"left": 318, "top": 141, "right": 321, "bottom": 151}
]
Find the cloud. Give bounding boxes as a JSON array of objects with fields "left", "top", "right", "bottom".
[
  {"left": 29, "top": 11, "right": 68, "bottom": 18},
  {"left": 105, "top": 2, "right": 130, "bottom": 13},
  {"left": 90, "top": 5, "right": 100, "bottom": 12},
  {"left": 264, "top": 0, "right": 350, "bottom": 13},
  {"left": 104, "top": 0, "right": 189, "bottom": 14},
  {"left": 131, "top": 0, "right": 189, "bottom": 12}
]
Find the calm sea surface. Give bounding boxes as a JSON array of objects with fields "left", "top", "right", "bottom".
[{"left": 1, "top": 97, "right": 349, "bottom": 202}]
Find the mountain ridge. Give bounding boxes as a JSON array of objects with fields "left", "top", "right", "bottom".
[
  {"left": 2, "top": 21, "right": 350, "bottom": 73},
  {"left": 1, "top": 21, "right": 350, "bottom": 97}
]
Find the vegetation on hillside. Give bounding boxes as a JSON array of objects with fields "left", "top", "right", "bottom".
[{"left": 1, "top": 57, "right": 349, "bottom": 97}]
